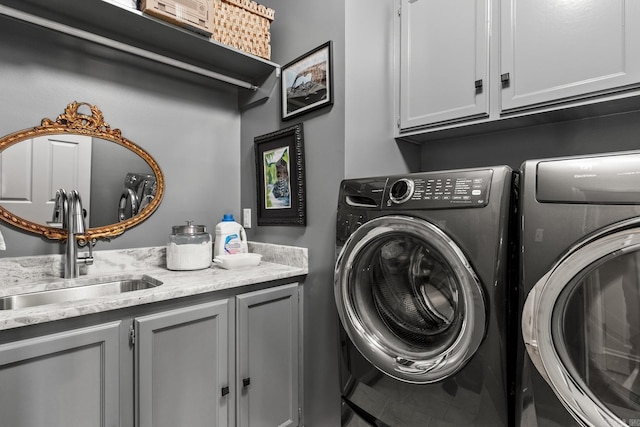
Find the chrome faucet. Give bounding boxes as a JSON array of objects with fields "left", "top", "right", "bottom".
[{"left": 53, "top": 189, "right": 94, "bottom": 278}]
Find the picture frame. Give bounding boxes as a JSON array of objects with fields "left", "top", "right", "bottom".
[
  {"left": 254, "top": 123, "right": 306, "bottom": 226},
  {"left": 281, "top": 41, "right": 333, "bottom": 121}
]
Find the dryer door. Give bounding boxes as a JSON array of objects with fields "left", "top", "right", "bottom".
[
  {"left": 523, "top": 223, "right": 640, "bottom": 427},
  {"left": 334, "top": 215, "right": 486, "bottom": 384}
]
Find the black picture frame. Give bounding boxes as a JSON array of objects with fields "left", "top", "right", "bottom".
[
  {"left": 281, "top": 41, "right": 333, "bottom": 121},
  {"left": 254, "top": 123, "right": 306, "bottom": 226}
]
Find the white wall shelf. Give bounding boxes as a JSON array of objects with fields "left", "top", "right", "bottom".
[{"left": 0, "top": 0, "right": 280, "bottom": 109}]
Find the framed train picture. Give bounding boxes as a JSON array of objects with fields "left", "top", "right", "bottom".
[{"left": 281, "top": 41, "right": 333, "bottom": 120}]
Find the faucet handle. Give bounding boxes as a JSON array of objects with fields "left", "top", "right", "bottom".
[
  {"left": 78, "top": 253, "right": 94, "bottom": 266},
  {"left": 77, "top": 237, "right": 95, "bottom": 266}
]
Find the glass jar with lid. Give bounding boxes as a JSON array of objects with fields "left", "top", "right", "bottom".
[{"left": 166, "top": 221, "right": 212, "bottom": 270}]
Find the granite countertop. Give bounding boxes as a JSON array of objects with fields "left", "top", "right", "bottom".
[{"left": 0, "top": 242, "right": 307, "bottom": 331}]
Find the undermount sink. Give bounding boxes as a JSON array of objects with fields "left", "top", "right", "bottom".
[{"left": 0, "top": 275, "right": 162, "bottom": 310}]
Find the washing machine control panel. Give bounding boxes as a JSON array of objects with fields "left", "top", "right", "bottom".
[{"left": 386, "top": 169, "right": 492, "bottom": 209}]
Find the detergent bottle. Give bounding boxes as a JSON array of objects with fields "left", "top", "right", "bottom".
[{"left": 213, "top": 214, "right": 248, "bottom": 257}]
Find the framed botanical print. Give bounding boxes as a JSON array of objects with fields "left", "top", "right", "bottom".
[{"left": 254, "top": 123, "right": 306, "bottom": 226}]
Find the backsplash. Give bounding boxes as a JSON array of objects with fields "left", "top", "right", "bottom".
[{"left": 254, "top": 242, "right": 308, "bottom": 268}]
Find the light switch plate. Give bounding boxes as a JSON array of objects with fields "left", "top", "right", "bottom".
[{"left": 243, "top": 208, "right": 251, "bottom": 228}]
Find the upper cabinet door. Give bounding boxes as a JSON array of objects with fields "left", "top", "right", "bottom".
[
  {"left": 399, "top": 0, "right": 490, "bottom": 130},
  {"left": 501, "top": 0, "right": 640, "bottom": 113}
]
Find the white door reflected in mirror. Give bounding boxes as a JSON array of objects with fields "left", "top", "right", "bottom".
[{"left": 0, "top": 134, "right": 91, "bottom": 225}]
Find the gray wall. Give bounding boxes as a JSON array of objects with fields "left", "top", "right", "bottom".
[
  {"left": 345, "top": 0, "right": 421, "bottom": 178},
  {"left": 240, "top": 0, "right": 345, "bottom": 424},
  {"left": 420, "top": 110, "right": 640, "bottom": 171},
  {"left": 0, "top": 18, "right": 242, "bottom": 257}
]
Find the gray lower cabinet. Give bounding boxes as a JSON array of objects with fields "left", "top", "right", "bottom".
[
  {"left": 134, "top": 299, "right": 232, "bottom": 427},
  {"left": 0, "top": 282, "right": 301, "bottom": 427},
  {"left": 134, "top": 282, "right": 301, "bottom": 427},
  {"left": 236, "top": 283, "right": 300, "bottom": 427},
  {"left": 0, "top": 321, "right": 121, "bottom": 427}
]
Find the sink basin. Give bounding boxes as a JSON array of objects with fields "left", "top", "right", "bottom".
[{"left": 0, "top": 275, "right": 162, "bottom": 310}]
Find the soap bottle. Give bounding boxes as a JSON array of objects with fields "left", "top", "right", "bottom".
[{"left": 213, "top": 214, "right": 248, "bottom": 257}]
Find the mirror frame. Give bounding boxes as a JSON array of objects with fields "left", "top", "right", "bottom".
[{"left": 0, "top": 101, "right": 164, "bottom": 242}]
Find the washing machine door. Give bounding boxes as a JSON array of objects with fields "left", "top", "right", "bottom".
[
  {"left": 523, "top": 219, "right": 640, "bottom": 427},
  {"left": 334, "top": 215, "right": 486, "bottom": 384}
]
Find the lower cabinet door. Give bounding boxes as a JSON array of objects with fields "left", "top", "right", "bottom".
[
  {"left": 135, "top": 299, "right": 231, "bottom": 427},
  {"left": 0, "top": 321, "right": 121, "bottom": 427},
  {"left": 236, "top": 283, "right": 300, "bottom": 427}
]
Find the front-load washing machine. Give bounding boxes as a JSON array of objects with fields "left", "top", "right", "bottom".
[
  {"left": 517, "top": 151, "right": 640, "bottom": 426},
  {"left": 334, "top": 166, "right": 515, "bottom": 426}
]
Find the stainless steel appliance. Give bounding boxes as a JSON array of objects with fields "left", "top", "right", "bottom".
[
  {"left": 517, "top": 151, "right": 640, "bottom": 426},
  {"left": 335, "top": 166, "right": 514, "bottom": 426}
]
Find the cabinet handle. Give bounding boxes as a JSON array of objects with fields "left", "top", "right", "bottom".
[
  {"left": 242, "top": 377, "right": 251, "bottom": 387},
  {"left": 501, "top": 73, "right": 510, "bottom": 85},
  {"left": 474, "top": 79, "right": 483, "bottom": 90},
  {"left": 221, "top": 386, "right": 230, "bottom": 397}
]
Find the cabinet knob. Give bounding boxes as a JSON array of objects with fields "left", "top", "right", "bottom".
[
  {"left": 501, "top": 73, "right": 510, "bottom": 85},
  {"left": 474, "top": 79, "right": 483, "bottom": 90},
  {"left": 242, "top": 377, "right": 251, "bottom": 387},
  {"left": 221, "top": 386, "right": 230, "bottom": 397}
]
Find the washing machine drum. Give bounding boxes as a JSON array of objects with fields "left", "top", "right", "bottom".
[{"left": 334, "top": 215, "right": 486, "bottom": 384}]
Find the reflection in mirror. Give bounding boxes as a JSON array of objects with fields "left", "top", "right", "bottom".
[
  {"left": 116, "top": 172, "right": 157, "bottom": 224},
  {"left": 0, "top": 102, "right": 164, "bottom": 241},
  {"left": 90, "top": 141, "right": 155, "bottom": 227},
  {"left": 1, "top": 138, "right": 155, "bottom": 228}
]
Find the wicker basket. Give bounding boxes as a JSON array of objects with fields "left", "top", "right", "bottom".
[{"left": 211, "top": 0, "right": 274, "bottom": 60}]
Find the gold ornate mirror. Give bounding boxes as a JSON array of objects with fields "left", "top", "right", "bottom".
[{"left": 0, "top": 101, "right": 164, "bottom": 242}]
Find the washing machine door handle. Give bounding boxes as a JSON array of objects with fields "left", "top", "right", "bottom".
[
  {"left": 520, "top": 284, "right": 550, "bottom": 385},
  {"left": 394, "top": 355, "right": 446, "bottom": 375}
]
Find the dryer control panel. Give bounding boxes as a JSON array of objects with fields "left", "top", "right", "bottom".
[{"left": 385, "top": 169, "right": 493, "bottom": 209}]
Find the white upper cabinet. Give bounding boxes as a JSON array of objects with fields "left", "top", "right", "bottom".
[
  {"left": 398, "top": 0, "right": 490, "bottom": 129},
  {"left": 500, "top": 0, "right": 640, "bottom": 113},
  {"left": 396, "top": 0, "right": 640, "bottom": 140}
]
